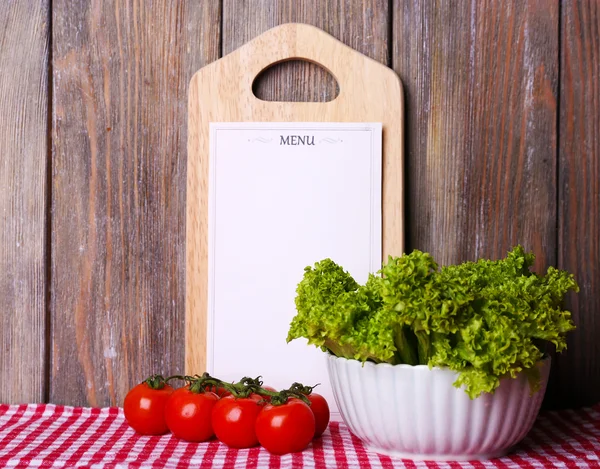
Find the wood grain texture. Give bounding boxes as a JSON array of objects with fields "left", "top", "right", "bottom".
[
  {"left": 0, "top": 1, "right": 49, "bottom": 404},
  {"left": 222, "top": 0, "right": 389, "bottom": 102},
  {"left": 393, "top": 0, "right": 559, "bottom": 271},
  {"left": 552, "top": 0, "right": 600, "bottom": 408},
  {"left": 51, "top": 0, "right": 220, "bottom": 406},
  {"left": 186, "top": 23, "right": 403, "bottom": 374}
]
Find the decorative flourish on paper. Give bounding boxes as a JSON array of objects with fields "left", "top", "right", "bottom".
[
  {"left": 319, "top": 137, "right": 343, "bottom": 144},
  {"left": 247, "top": 137, "right": 273, "bottom": 143}
]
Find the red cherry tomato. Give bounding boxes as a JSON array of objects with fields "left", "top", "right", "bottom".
[
  {"left": 306, "top": 393, "right": 330, "bottom": 438},
  {"left": 255, "top": 400, "right": 315, "bottom": 454},
  {"left": 165, "top": 387, "right": 219, "bottom": 442},
  {"left": 123, "top": 381, "right": 174, "bottom": 435},
  {"left": 212, "top": 395, "right": 265, "bottom": 448}
]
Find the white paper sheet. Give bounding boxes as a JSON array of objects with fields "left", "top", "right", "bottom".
[{"left": 207, "top": 122, "right": 382, "bottom": 415}]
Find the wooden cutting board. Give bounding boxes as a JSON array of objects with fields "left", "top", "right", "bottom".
[{"left": 186, "top": 23, "right": 404, "bottom": 374}]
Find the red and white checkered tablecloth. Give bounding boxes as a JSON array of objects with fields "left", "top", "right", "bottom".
[{"left": 1, "top": 404, "right": 599, "bottom": 468}]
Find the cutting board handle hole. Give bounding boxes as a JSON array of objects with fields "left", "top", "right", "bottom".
[{"left": 252, "top": 59, "right": 340, "bottom": 102}]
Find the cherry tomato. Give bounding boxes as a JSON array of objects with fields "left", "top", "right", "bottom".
[
  {"left": 255, "top": 400, "right": 315, "bottom": 454},
  {"left": 212, "top": 395, "right": 265, "bottom": 448},
  {"left": 306, "top": 393, "right": 330, "bottom": 437},
  {"left": 123, "top": 380, "right": 174, "bottom": 435},
  {"left": 165, "top": 387, "right": 219, "bottom": 442}
]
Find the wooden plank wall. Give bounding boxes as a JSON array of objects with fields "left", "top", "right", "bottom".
[
  {"left": 0, "top": 0, "right": 598, "bottom": 409},
  {"left": 50, "top": 1, "right": 220, "bottom": 406},
  {"left": 555, "top": 0, "right": 600, "bottom": 409},
  {"left": 393, "top": 0, "right": 559, "bottom": 271},
  {"left": 0, "top": 1, "right": 49, "bottom": 404}
]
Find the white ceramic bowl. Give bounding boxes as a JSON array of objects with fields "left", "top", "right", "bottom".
[{"left": 326, "top": 354, "right": 550, "bottom": 461}]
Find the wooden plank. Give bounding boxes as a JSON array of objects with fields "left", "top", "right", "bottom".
[
  {"left": 222, "top": 0, "right": 389, "bottom": 102},
  {"left": 552, "top": 0, "right": 600, "bottom": 408},
  {"left": 392, "top": 0, "right": 559, "bottom": 271},
  {"left": 186, "top": 23, "right": 403, "bottom": 374},
  {"left": 0, "top": 1, "right": 49, "bottom": 404},
  {"left": 51, "top": 0, "right": 220, "bottom": 406}
]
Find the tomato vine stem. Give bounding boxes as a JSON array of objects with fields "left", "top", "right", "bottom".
[
  {"left": 143, "top": 375, "right": 169, "bottom": 390},
  {"left": 142, "top": 373, "right": 315, "bottom": 406}
]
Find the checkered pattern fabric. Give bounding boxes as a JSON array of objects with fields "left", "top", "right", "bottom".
[{"left": 1, "top": 404, "right": 599, "bottom": 468}]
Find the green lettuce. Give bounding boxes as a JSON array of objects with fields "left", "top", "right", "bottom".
[
  {"left": 287, "top": 246, "right": 578, "bottom": 398},
  {"left": 288, "top": 259, "right": 395, "bottom": 363}
]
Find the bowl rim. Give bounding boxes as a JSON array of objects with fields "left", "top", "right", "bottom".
[{"left": 325, "top": 351, "right": 551, "bottom": 372}]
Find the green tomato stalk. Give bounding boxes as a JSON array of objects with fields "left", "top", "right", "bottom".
[
  {"left": 173, "top": 373, "right": 312, "bottom": 406},
  {"left": 143, "top": 375, "right": 170, "bottom": 390}
]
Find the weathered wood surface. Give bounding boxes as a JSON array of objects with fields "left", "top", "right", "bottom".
[
  {"left": 393, "top": 0, "right": 559, "bottom": 271},
  {"left": 50, "top": 0, "right": 220, "bottom": 406},
  {"left": 0, "top": 1, "right": 49, "bottom": 404},
  {"left": 552, "top": 0, "right": 600, "bottom": 408},
  {"left": 0, "top": 0, "right": 598, "bottom": 408}
]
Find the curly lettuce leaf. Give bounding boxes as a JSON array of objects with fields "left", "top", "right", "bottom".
[
  {"left": 287, "top": 260, "right": 394, "bottom": 363},
  {"left": 287, "top": 258, "right": 358, "bottom": 346},
  {"left": 379, "top": 251, "right": 473, "bottom": 364},
  {"left": 430, "top": 246, "right": 577, "bottom": 397}
]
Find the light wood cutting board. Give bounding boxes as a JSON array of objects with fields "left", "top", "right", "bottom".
[{"left": 186, "top": 22, "right": 404, "bottom": 374}]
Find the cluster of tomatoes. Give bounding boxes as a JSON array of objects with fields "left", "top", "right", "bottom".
[{"left": 123, "top": 373, "right": 330, "bottom": 455}]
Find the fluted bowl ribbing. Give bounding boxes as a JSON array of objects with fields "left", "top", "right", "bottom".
[{"left": 326, "top": 354, "right": 550, "bottom": 461}]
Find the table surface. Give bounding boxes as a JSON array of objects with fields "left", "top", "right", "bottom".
[{"left": 1, "top": 404, "right": 599, "bottom": 468}]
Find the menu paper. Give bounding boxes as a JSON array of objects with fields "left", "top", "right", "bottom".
[{"left": 207, "top": 122, "right": 382, "bottom": 415}]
